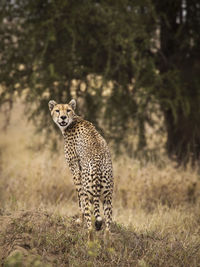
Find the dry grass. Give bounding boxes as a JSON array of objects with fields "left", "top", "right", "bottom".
[{"left": 0, "top": 99, "right": 200, "bottom": 266}]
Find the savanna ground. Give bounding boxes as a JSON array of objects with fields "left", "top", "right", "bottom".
[{"left": 0, "top": 98, "right": 200, "bottom": 266}]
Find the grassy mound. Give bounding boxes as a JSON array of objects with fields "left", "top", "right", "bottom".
[{"left": 0, "top": 210, "right": 200, "bottom": 267}]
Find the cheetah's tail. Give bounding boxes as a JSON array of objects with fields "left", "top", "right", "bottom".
[{"left": 95, "top": 216, "right": 103, "bottom": 231}]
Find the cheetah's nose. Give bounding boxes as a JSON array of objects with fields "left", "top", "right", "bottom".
[{"left": 60, "top": 116, "right": 67, "bottom": 120}]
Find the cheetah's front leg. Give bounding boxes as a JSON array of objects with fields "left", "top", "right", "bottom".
[
  {"left": 68, "top": 160, "right": 85, "bottom": 224},
  {"left": 82, "top": 190, "right": 94, "bottom": 240},
  {"left": 74, "top": 180, "right": 85, "bottom": 224}
]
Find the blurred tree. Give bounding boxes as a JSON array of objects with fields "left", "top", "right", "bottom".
[
  {"left": 0, "top": 0, "right": 200, "bottom": 164},
  {"left": 152, "top": 0, "right": 200, "bottom": 164}
]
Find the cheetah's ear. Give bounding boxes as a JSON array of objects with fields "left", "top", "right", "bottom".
[
  {"left": 48, "top": 100, "right": 57, "bottom": 111},
  {"left": 69, "top": 99, "right": 76, "bottom": 111}
]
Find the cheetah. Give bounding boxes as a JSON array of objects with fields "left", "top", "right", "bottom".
[{"left": 48, "top": 99, "right": 113, "bottom": 236}]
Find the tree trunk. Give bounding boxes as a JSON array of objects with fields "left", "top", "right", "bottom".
[
  {"left": 164, "top": 107, "right": 200, "bottom": 165},
  {"left": 156, "top": 0, "right": 200, "bottom": 164}
]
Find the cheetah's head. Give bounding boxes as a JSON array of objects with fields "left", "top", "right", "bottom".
[{"left": 48, "top": 99, "right": 76, "bottom": 131}]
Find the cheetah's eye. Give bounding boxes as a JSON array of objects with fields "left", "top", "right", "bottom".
[
  {"left": 67, "top": 109, "right": 71, "bottom": 113},
  {"left": 55, "top": 110, "right": 60, "bottom": 113}
]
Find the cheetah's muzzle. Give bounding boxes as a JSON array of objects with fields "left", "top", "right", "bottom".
[{"left": 59, "top": 121, "right": 67, "bottom": 126}]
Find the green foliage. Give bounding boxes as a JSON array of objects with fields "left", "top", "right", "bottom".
[
  {"left": 4, "top": 251, "right": 23, "bottom": 267},
  {"left": 0, "top": 0, "right": 200, "bottom": 162},
  {"left": 0, "top": 0, "right": 155, "bottom": 143}
]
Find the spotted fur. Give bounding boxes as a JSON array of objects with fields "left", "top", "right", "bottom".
[{"left": 48, "top": 99, "right": 113, "bottom": 232}]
